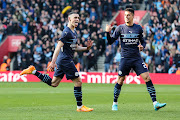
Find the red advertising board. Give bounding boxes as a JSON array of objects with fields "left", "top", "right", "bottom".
[
  {"left": 115, "top": 11, "right": 147, "bottom": 25},
  {"left": 7, "top": 36, "right": 26, "bottom": 52},
  {"left": 0, "top": 35, "right": 26, "bottom": 63},
  {"left": 0, "top": 71, "right": 180, "bottom": 85}
]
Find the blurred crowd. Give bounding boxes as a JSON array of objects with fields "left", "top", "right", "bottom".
[
  {"left": 143, "top": 0, "right": 180, "bottom": 74},
  {"left": 0, "top": 0, "right": 180, "bottom": 74}
]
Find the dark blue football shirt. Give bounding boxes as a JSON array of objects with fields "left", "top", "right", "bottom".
[
  {"left": 107, "top": 24, "right": 146, "bottom": 58},
  {"left": 56, "top": 27, "right": 77, "bottom": 63}
]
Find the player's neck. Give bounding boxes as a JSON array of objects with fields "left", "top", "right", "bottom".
[
  {"left": 68, "top": 24, "right": 75, "bottom": 32},
  {"left": 125, "top": 22, "right": 134, "bottom": 26}
]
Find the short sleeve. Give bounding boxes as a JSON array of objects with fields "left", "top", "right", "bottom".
[{"left": 59, "top": 31, "right": 68, "bottom": 43}]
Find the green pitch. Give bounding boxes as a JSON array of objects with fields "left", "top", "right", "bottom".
[{"left": 0, "top": 82, "right": 179, "bottom": 120}]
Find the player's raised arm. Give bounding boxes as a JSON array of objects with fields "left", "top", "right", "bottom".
[
  {"left": 47, "top": 40, "right": 64, "bottom": 72},
  {"left": 106, "top": 24, "right": 120, "bottom": 45},
  {"left": 75, "top": 40, "right": 93, "bottom": 51}
]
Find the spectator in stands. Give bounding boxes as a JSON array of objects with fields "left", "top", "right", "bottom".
[
  {"left": 145, "top": 51, "right": 152, "bottom": 64},
  {"left": 155, "top": 50, "right": 162, "bottom": 67},
  {"left": 156, "top": 64, "right": 164, "bottom": 73},
  {"left": 114, "top": 47, "right": 121, "bottom": 66},
  {"left": 164, "top": 52, "right": 170, "bottom": 73},
  {"left": 148, "top": 59, "right": 154, "bottom": 73},
  {"left": 113, "top": 0, "right": 119, "bottom": 12},
  {"left": 26, "top": 49, "right": 33, "bottom": 67},
  {"left": 90, "top": 7, "right": 97, "bottom": 20},
  {"left": 19, "top": 22, "right": 29, "bottom": 35},
  {"left": 93, "top": 46, "right": 99, "bottom": 71},
  {"left": 45, "top": 48, "right": 52, "bottom": 62},
  {"left": 16, "top": 52, "right": 22, "bottom": 70},
  {"left": 87, "top": 49, "right": 96, "bottom": 70},
  {"left": 97, "top": 1, "right": 103, "bottom": 23},
  {"left": 176, "top": 67, "right": 180, "bottom": 75},
  {"left": 33, "top": 51, "right": 41, "bottom": 70},
  {"left": 109, "top": 64, "right": 116, "bottom": 73},
  {"left": 107, "top": 0, "right": 112, "bottom": 21},
  {"left": 168, "top": 64, "right": 177, "bottom": 74},
  {"left": 21, "top": 57, "right": 27, "bottom": 70},
  {"left": 104, "top": 51, "right": 111, "bottom": 72},
  {"left": 82, "top": 52, "right": 88, "bottom": 72},
  {"left": 174, "top": 50, "right": 180, "bottom": 68},
  {"left": 35, "top": 44, "right": 43, "bottom": 54},
  {"left": 0, "top": 55, "right": 10, "bottom": 71}
]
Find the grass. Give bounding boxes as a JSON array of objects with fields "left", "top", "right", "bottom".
[{"left": 0, "top": 82, "right": 179, "bottom": 120}]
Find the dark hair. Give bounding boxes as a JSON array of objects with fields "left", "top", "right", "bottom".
[
  {"left": 68, "top": 11, "right": 78, "bottom": 16},
  {"left": 125, "top": 8, "right": 134, "bottom": 15}
]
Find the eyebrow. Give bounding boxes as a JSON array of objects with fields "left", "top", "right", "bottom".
[{"left": 74, "top": 16, "right": 80, "bottom": 19}]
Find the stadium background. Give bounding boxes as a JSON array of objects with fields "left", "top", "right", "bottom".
[
  {"left": 0, "top": 0, "right": 180, "bottom": 74},
  {"left": 0, "top": 0, "right": 180, "bottom": 120},
  {"left": 0, "top": 0, "right": 180, "bottom": 84}
]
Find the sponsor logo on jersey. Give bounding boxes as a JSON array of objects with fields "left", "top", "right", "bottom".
[
  {"left": 121, "top": 34, "right": 139, "bottom": 38},
  {"left": 75, "top": 72, "right": 79, "bottom": 76},
  {"left": 121, "top": 34, "right": 139, "bottom": 45},
  {"left": 118, "top": 71, "right": 122, "bottom": 75}
]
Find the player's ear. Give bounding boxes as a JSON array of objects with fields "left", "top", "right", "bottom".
[{"left": 68, "top": 16, "right": 71, "bottom": 21}]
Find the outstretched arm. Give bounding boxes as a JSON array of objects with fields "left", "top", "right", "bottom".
[
  {"left": 47, "top": 41, "right": 64, "bottom": 71},
  {"left": 75, "top": 40, "right": 93, "bottom": 51}
]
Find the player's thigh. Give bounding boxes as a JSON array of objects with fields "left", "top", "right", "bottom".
[
  {"left": 133, "top": 58, "right": 148, "bottom": 76},
  {"left": 62, "top": 61, "right": 79, "bottom": 80},
  {"left": 72, "top": 77, "right": 82, "bottom": 87},
  {"left": 54, "top": 64, "right": 65, "bottom": 78},
  {"left": 52, "top": 66, "right": 64, "bottom": 87},
  {"left": 51, "top": 76, "right": 62, "bottom": 87},
  {"left": 118, "top": 58, "right": 132, "bottom": 76}
]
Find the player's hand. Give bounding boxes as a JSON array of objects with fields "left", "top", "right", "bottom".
[
  {"left": 47, "top": 62, "right": 57, "bottom": 72},
  {"left": 138, "top": 44, "right": 144, "bottom": 51},
  {"left": 106, "top": 24, "right": 113, "bottom": 32},
  {"left": 87, "top": 40, "right": 94, "bottom": 50}
]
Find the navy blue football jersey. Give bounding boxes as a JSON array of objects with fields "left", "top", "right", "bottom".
[
  {"left": 56, "top": 27, "right": 78, "bottom": 63},
  {"left": 107, "top": 24, "right": 146, "bottom": 58}
]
